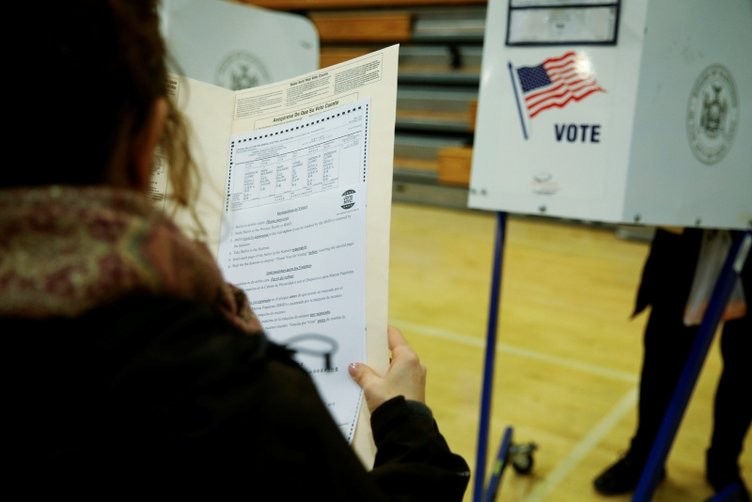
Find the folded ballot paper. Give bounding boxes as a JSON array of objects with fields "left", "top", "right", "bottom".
[{"left": 156, "top": 0, "right": 399, "bottom": 466}]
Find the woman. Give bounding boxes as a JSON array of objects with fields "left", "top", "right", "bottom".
[{"left": 1, "top": 1, "right": 470, "bottom": 498}]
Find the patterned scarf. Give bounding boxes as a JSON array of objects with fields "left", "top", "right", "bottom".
[{"left": 0, "top": 186, "right": 261, "bottom": 333}]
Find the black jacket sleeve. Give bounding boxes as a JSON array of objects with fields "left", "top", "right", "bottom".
[{"left": 370, "top": 396, "right": 471, "bottom": 501}]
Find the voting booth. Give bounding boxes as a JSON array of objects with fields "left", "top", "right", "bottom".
[
  {"left": 469, "top": 2, "right": 751, "bottom": 500},
  {"left": 470, "top": 0, "right": 751, "bottom": 230},
  {"left": 161, "top": 0, "right": 319, "bottom": 90}
]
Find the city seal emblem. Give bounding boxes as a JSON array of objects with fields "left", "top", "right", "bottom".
[
  {"left": 216, "top": 51, "right": 271, "bottom": 91},
  {"left": 686, "top": 64, "right": 738, "bottom": 165},
  {"left": 341, "top": 189, "right": 356, "bottom": 210}
]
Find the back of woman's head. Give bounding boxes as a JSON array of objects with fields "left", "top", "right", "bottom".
[
  {"left": 10, "top": 0, "right": 196, "bottom": 210},
  {"left": 10, "top": 1, "right": 164, "bottom": 187}
]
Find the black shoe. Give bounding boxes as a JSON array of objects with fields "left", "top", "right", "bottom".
[
  {"left": 706, "top": 448, "right": 744, "bottom": 493},
  {"left": 593, "top": 454, "right": 666, "bottom": 496},
  {"left": 706, "top": 480, "right": 751, "bottom": 502}
]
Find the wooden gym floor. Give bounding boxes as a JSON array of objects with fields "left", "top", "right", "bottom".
[{"left": 387, "top": 201, "right": 751, "bottom": 502}]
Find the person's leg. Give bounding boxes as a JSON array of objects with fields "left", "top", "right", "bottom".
[
  {"left": 631, "top": 306, "right": 699, "bottom": 458},
  {"left": 706, "top": 314, "right": 751, "bottom": 498},
  {"left": 593, "top": 305, "right": 697, "bottom": 495},
  {"left": 594, "top": 228, "right": 704, "bottom": 496}
]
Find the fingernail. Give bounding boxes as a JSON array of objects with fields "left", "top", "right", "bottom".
[{"left": 348, "top": 362, "right": 360, "bottom": 375}]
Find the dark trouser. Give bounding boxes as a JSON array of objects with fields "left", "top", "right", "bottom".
[
  {"left": 631, "top": 291, "right": 751, "bottom": 484},
  {"left": 709, "top": 314, "right": 752, "bottom": 485}
]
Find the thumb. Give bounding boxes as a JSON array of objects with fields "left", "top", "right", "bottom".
[{"left": 347, "top": 362, "right": 377, "bottom": 389}]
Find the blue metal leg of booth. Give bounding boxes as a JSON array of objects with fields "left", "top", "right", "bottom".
[
  {"left": 473, "top": 211, "right": 508, "bottom": 502},
  {"left": 485, "top": 426, "right": 514, "bottom": 502},
  {"left": 632, "top": 230, "right": 752, "bottom": 501}
]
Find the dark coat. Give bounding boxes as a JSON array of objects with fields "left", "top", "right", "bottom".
[
  {"left": 634, "top": 228, "right": 750, "bottom": 317},
  {"left": 4, "top": 295, "right": 470, "bottom": 500}
]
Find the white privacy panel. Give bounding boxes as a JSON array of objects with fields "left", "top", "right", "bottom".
[
  {"left": 469, "top": 0, "right": 751, "bottom": 229},
  {"left": 161, "top": 0, "right": 318, "bottom": 90}
]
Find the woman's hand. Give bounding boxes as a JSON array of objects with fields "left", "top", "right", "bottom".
[{"left": 348, "top": 325, "right": 426, "bottom": 412}]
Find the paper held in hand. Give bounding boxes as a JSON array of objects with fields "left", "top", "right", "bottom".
[{"left": 152, "top": 45, "right": 400, "bottom": 466}]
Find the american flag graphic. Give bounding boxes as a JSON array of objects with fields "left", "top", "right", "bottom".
[{"left": 515, "top": 51, "right": 605, "bottom": 119}]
